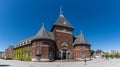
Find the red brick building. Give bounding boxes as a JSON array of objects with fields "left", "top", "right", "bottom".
[
  {"left": 13, "top": 9, "right": 91, "bottom": 61},
  {"left": 5, "top": 46, "right": 14, "bottom": 59},
  {"left": 73, "top": 31, "right": 90, "bottom": 60}
]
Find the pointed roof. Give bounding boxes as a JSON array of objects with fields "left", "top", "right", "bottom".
[
  {"left": 36, "top": 24, "right": 49, "bottom": 38},
  {"left": 54, "top": 16, "right": 74, "bottom": 29},
  {"left": 54, "top": 6, "right": 73, "bottom": 29},
  {"left": 74, "top": 30, "right": 89, "bottom": 45},
  {"left": 33, "top": 24, "right": 55, "bottom": 41}
]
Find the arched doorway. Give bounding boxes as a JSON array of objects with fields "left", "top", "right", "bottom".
[
  {"left": 61, "top": 42, "right": 68, "bottom": 59},
  {"left": 81, "top": 53, "right": 85, "bottom": 59}
]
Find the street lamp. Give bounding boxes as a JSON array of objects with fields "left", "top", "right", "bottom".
[{"left": 36, "top": 51, "right": 42, "bottom": 62}]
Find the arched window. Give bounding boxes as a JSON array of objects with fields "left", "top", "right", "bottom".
[
  {"left": 62, "top": 42, "right": 68, "bottom": 50},
  {"left": 81, "top": 53, "right": 85, "bottom": 59},
  {"left": 62, "top": 42, "right": 68, "bottom": 46}
]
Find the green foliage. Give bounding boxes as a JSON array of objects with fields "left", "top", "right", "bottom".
[
  {"left": 0, "top": 57, "right": 5, "bottom": 59},
  {"left": 105, "top": 53, "right": 120, "bottom": 59},
  {"left": 114, "top": 54, "right": 120, "bottom": 58},
  {"left": 13, "top": 48, "right": 31, "bottom": 61},
  {"left": 110, "top": 55, "right": 114, "bottom": 58},
  {"left": 90, "top": 50, "right": 95, "bottom": 56},
  {"left": 105, "top": 53, "right": 109, "bottom": 58}
]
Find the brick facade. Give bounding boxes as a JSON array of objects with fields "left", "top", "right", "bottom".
[
  {"left": 13, "top": 14, "right": 91, "bottom": 61},
  {"left": 5, "top": 46, "right": 14, "bottom": 59},
  {"left": 74, "top": 45, "right": 90, "bottom": 60}
]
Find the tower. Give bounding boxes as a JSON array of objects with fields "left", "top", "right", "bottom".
[
  {"left": 51, "top": 7, "right": 74, "bottom": 59},
  {"left": 31, "top": 24, "right": 56, "bottom": 61},
  {"left": 74, "top": 30, "right": 91, "bottom": 60}
]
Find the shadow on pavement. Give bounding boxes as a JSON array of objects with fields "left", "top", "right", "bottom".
[{"left": 0, "top": 64, "right": 10, "bottom": 66}]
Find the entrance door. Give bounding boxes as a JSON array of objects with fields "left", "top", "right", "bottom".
[
  {"left": 63, "top": 52, "right": 66, "bottom": 59},
  {"left": 61, "top": 42, "right": 68, "bottom": 59}
]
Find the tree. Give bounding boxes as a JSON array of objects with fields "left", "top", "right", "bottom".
[
  {"left": 105, "top": 53, "right": 109, "bottom": 58},
  {"left": 110, "top": 55, "right": 114, "bottom": 58},
  {"left": 14, "top": 48, "right": 31, "bottom": 61},
  {"left": 90, "top": 50, "right": 95, "bottom": 56},
  {"left": 114, "top": 54, "right": 120, "bottom": 58}
]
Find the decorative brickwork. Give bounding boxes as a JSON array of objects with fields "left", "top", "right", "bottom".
[{"left": 13, "top": 14, "right": 91, "bottom": 61}]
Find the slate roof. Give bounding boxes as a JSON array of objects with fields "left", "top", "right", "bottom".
[
  {"left": 33, "top": 25, "right": 55, "bottom": 41},
  {"left": 14, "top": 25, "right": 55, "bottom": 49},
  {"left": 8, "top": 45, "right": 15, "bottom": 49},
  {"left": 74, "top": 32, "right": 89, "bottom": 45},
  {"left": 54, "top": 15, "right": 74, "bottom": 29},
  {"left": 14, "top": 36, "right": 33, "bottom": 48}
]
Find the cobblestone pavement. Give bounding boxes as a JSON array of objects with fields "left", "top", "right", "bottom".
[{"left": 0, "top": 58, "right": 120, "bottom": 67}]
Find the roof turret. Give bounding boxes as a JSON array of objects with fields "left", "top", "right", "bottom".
[
  {"left": 74, "top": 30, "right": 89, "bottom": 45},
  {"left": 33, "top": 23, "right": 55, "bottom": 41}
]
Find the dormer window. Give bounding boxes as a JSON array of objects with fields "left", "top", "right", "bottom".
[
  {"left": 26, "top": 41, "right": 27, "bottom": 44},
  {"left": 22, "top": 42, "right": 24, "bottom": 45},
  {"left": 63, "top": 21, "right": 67, "bottom": 25},
  {"left": 24, "top": 42, "right": 26, "bottom": 44},
  {"left": 20, "top": 43, "right": 22, "bottom": 46},
  {"left": 57, "top": 27, "right": 63, "bottom": 30},
  {"left": 66, "top": 28, "right": 72, "bottom": 32},
  {"left": 36, "top": 42, "right": 41, "bottom": 46}
]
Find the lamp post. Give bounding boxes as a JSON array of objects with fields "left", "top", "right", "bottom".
[{"left": 36, "top": 51, "right": 41, "bottom": 62}]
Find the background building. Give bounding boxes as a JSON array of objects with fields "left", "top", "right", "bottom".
[
  {"left": 5, "top": 45, "right": 14, "bottom": 59},
  {"left": 108, "top": 50, "right": 119, "bottom": 55},
  {"left": 93, "top": 49, "right": 105, "bottom": 58},
  {"left": 0, "top": 51, "right": 6, "bottom": 59}
]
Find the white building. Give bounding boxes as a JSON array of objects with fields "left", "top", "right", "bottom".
[
  {"left": 0, "top": 52, "right": 6, "bottom": 58},
  {"left": 108, "top": 50, "right": 119, "bottom": 55}
]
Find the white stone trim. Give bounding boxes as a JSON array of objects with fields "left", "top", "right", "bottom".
[
  {"left": 74, "top": 49, "right": 89, "bottom": 50},
  {"left": 56, "top": 30, "right": 72, "bottom": 34},
  {"left": 32, "top": 58, "right": 37, "bottom": 61},
  {"left": 40, "top": 59, "right": 49, "bottom": 61}
]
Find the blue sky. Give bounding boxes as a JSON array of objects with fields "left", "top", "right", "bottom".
[{"left": 0, "top": 0, "right": 120, "bottom": 52}]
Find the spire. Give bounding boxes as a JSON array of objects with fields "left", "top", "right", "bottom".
[
  {"left": 80, "top": 29, "right": 83, "bottom": 35},
  {"left": 42, "top": 22, "right": 44, "bottom": 28},
  {"left": 36, "top": 23, "right": 47, "bottom": 37},
  {"left": 33, "top": 23, "right": 55, "bottom": 41},
  {"left": 60, "top": 6, "right": 64, "bottom": 17}
]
